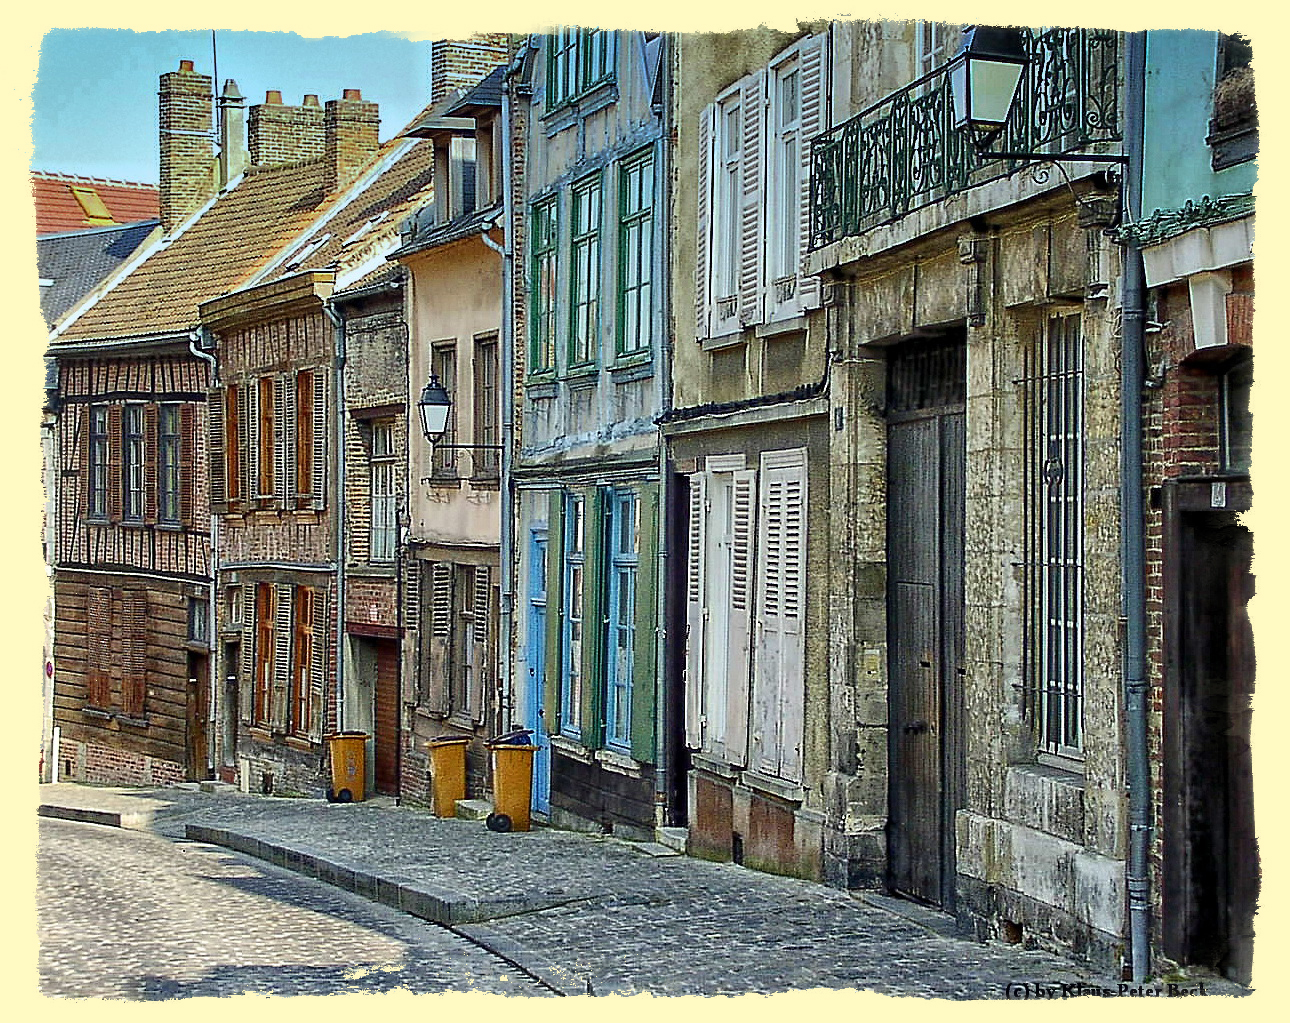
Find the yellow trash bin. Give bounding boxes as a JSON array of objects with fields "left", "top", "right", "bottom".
[
  {"left": 326, "top": 731, "right": 367, "bottom": 803},
  {"left": 487, "top": 739, "right": 539, "bottom": 833},
  {"left": 427, "top": 736, "right": 471, "bottom": 818}
]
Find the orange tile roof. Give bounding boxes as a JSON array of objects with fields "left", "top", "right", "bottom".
[
  {"left": 55, "top": 160, "right": 330, "bottom": 342},
  {"left": 32, "top": 171, "right": 160, "bottom": 236}
]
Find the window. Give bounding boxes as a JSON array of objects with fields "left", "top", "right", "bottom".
[
  {"left": 916, "top": 21, "right": 956, "bottom": 79},
  {"left": 547, "top": 28, "right": 617, "bottom": 108},
  {"left": 1221, "top": 352, "right": 1253, "bottom": 474},
  {"left": 225, "top": 383, "right": 242, "bottom": 503},
  {"left": 569, "top": 175, "right": 602, "bottom": 368},
  {"left": 561, "top": 494, "right": 586, "bottom": 738},
  {"left": 768, "top": 58, "right": 801, "bottom": 312},
  {"left": 370, "top": 420, "right": 397, "bottom": 562},
  {"left": 713, "top": 95, "right": 743, "bottom": 323},
  {"left": 254, "top": 582, "right": 274, "bottom": 728},
  {"left": 88, "top": 406, "right": 108, "bottom": 519},
  {"left": 431, "top": 343, "right": 458, "bottom": 478},
  {"left": 187, "top": 595, "right": 208, "bottom": 645},
  {"left": 290, "top": 586, "right": 313, "bottom": 737},
  {"left": 453, "top": 565, "right": 491, "bottom": 723},
  {"left": 159, "top": 405, "right": 181, "bottom": 524},
  {"left": 1209, "top": 33, "right": 1257, "bottom": 170},
  {"left": 605, "top": 489, "right": 639, "bottom": 751},
  {"left": 123, "top": 403, "right": 144, "bottom": 521},
  {"left": 617, "top": 150, "right": 655, "bottom": 358},
  {"left": 226, "top": 584, "right": 243, "bottom": 628},
  {"left": 529, "top": 198, "right": 558, "bottom": 376},
  {"left": 257, "top": 377, "right": 275, "bottom": 498},
  {"left": 473, "top": 335, "right": 500, "bottom": 479},
  {"left": 1025, "top": 313, "right": 1085, "bottom": 760},
  {"left": 296, "top": 370, "right": 313, "bottom": 504}
]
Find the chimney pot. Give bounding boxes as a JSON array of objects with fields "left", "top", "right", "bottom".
[
  {"left": 265, "top": 90, "right": 283, "bottom": 105},
  {"left": 304, "top": 94, "right": 320, "bottom": 107},
  {"left": 179, "top": 59, "right": 195, "bottom": 73},
  {"left": 343, "top": 88, "right": 362, "bottom": 101}
]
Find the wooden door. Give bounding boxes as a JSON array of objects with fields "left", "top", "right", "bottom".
[
  {"left": 886, "top": 337, "right": 966, "bottom": 908},
  {"left": 185, "top": 652, "right": 210, "bottom": 781},
  {"left": 373, "top": 639, "right": 399, "bottom": 795}
]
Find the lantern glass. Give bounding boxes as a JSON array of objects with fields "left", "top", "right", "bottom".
[
  {"left": 418, "top": 375, "right": 451, "bottom": 442},
  {"left": 966, "top": 57, "right": 1025, "bottom": 131},
  {"left": 949, "top": 27, "right": 1029, "bottom": 135}
]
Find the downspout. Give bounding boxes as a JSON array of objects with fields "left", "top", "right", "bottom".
[
  {"left": 190, "top": 330, "right": 219, "bottom": 775},
  {"left": 1120, "top": 30, "right": 1151, "bottom": 985},
  {"left": 322, "top": 300, "right": 347, "bottom": 733},
  {"left": 653, "top": 32, "right": 674, "bottom": 825}
]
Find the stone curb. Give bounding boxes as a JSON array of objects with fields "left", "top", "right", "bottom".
[{"left": 452, "top": 921, "right": 589, "bottom": 996}]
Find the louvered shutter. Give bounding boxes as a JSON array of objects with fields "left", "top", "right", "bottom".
[
  {"left": 272, "top": 376, "right": 287, "bottom": 506},
  {"left": 107, "top": 405, "right": 123, "bottom": 522},
  {"left": 143, "top": 403, "right": 159, "bottom": 523},
  {"left": 683, "top": 473, "right": 707, "bottom": 749},
  {"left": 309, "top": 586, "right": 327, "bottom": 741},
  {"left": 726, "top": 469, "right": 757, "bottom": 766},
  {"left": 121, "top": 590, "right": 147, "bottom": 717},
  {"left": 630, "top": 484, "right": 659, "bottom": 764},
  {"left": 695, "top": 104, "right": 715, "bottom": 340},
  {"left": 738, "top": 70, "right": 766, "bottom": 327},
  {"left": 236, "top": 385, "right": 250, "bottom": 508},
  {"left": 247, "top": 381, "right": 261, "bottom": 499},
  {"left": 470, "top": 565, "right": 491, "bottom": 724},
  {"left": 752, "top": 452, "right": 807, "bottom": 781},
  {"left": 87, "top": 587, "right": 113, "bottom": 709},
  {"left": 543, "top": 493, "right": 565, "bottom": 731},
  {"left": 240, "top": 619, "right": 255, "bottom": 726},
  {"left": 797, "top": 34, "right": 826, "bottom": 310},
  {"left": 423, "top": 562, "right": 453, "bottom": 716},
  {"left": 179, "top": 402, "right": 196, "bottom": 524},
  {"left": 209, "top": 390, "right": 228, "bottom": 512},
  {"left": 311, "top": 371, "right": 328, "bottom": 510},
  {"left": 272, "top": 584, "right": 293, "bottom": 732},
  {"left": 283, "top": 373, "right": 298, "bottom": 504}
]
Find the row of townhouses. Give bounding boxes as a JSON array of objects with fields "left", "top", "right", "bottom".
[{"left": 41, "top": 24, "right": 1256, "bottom": 985}]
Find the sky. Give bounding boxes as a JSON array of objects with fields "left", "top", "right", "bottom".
[{"left": 31, "top": 28, "right": 435, "bottom": 183}]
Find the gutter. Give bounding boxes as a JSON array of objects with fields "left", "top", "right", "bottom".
[
  {"left": 189, "top": 327, "right": 220, "bottom": 777},
  {"left": 322, "top": 298, "right": 348, "bottom": 733},
  {"left": 495, "top": 68, "right": 517, "bottom": 737},
  {"left": 1120, "top": 30, "right": 1152, "bottom": 985}
]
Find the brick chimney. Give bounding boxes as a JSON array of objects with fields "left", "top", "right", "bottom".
[
  {"left": 429, "top": 36, "right": 510, "bottom": 103},
  {"left": 158, "top": 59, "right": 215, "bottom": 233},
  {"left": 217, "top": 79, "right": 249, "bottom": 186},
  {"left": 248, "top": 90, "right": 325, "bottom": 166},
  {"left": 324, "top": 89, "right": 380, "bottom": 192}
]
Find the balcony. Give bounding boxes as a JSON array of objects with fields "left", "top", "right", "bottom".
[{"left": 809, "top": 28, "right": 1121, "bottom": 249}]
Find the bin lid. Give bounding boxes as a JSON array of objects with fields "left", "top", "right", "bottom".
[
  {"left": 324, "top": 731, "right": 369, "bottom": 740},
  {"left": 428, "top": 735, "right": 472, "bottom": 746}
]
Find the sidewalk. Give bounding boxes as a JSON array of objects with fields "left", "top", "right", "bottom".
[{"left": 36, "top": 782, "right": 1244, "bottom": 998}]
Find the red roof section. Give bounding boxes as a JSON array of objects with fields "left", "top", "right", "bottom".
[{"left": 32, "top": 171, "right": 160, "bottom": 236}]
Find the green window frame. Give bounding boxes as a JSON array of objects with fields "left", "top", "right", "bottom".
[
  {"left": 617, "top": 149, "right": 655, "bottom": 359},
  {"left": 547, "top": 29, "right": 617, "bottom": 109},
  {"left": 569, "top": 174, "right": 602, "bottom": 370},
  {"left": 561, "top": 493, "right": 586, "bottom": 740},
  {"left": 529, "top": 197, "right": 558, "bottom": 377},
  {"left": 605, "top": 488, "right": 639, "bottom": 751}
]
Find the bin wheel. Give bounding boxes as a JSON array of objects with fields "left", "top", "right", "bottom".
[
  {"left": 337, "top": 788, "right": 354, "bottom": 804},
  {"left": 326, "top": 788, "right": 337, "bottom": 803},
  {"left": 486, "top": 812, "right": 513, "bottom": 833}
]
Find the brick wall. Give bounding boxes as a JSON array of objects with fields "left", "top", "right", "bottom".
[
  {"left": 248, "top": 92, "right": 325, "bottom": 166},
  {"left": 159, "top": 60, "right": 215, "bottom": 233},
  {"left": 325, "top": 91, "right": 380, "bottom": 193},
  {"left": 58, "top": 739, "right": 185, "bottom": 788},
  {"left": 430, "top": 37, "right": 510, "bottom": 103}
]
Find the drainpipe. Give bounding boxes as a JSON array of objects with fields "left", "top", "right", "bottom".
[
  {"left": 1120, "top": 30, "right": 1151, "bottom": 985},
  {"left": 190, "top": 330, "right": 220, "bottom": 775},
  {"left": 322, "top": 300, "right": 347, "bottom": 733}
]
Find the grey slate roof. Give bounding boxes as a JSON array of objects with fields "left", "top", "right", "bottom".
[
  {"left": 446, "top": 66, "right": 504, "bottom": 116},
  {"left": 37, "top": 220, "right": 159, "bottom": 328}
]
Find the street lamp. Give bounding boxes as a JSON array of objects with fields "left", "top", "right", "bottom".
[
  {"left": 949, "top": 26, "right": 1127, "bottom": 164},
  {"left": 417, "top": 372, "right": 452, "bottom": 443}
]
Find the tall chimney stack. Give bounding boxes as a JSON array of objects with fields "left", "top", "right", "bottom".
[
  {"left": 324, "top": 89, "right": 380, "bottom": 193},
  {"left": 218, "top": 79, "right": 249, "bottom": 186},
  {"left": 248, "top": 91, "right": 325, "bottom": 167},
  {"left": 429, "top": 36, "right": 510, "bottom": 103},
  {"left": 158, "top": 59, "right": 215, "bottom": 233}
]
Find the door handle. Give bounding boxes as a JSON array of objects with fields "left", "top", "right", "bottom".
[{"left": 903, "top": 719, "right": 929, "bottom": 735}]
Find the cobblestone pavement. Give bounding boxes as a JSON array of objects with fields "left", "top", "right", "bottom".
[
  {"left": 37, "top": 817, "right": 549, "bottom": 999},
  {"left": 39, "top": 784, "right": 1217, "bottom": 1001}
]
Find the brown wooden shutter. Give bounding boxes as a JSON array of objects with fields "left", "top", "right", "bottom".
[
  {"left": 272, "top": 376, "right": 287, "bottom": 506},
  {"left": 797, "top": 34, "right": 825, "bottom": 310},
  {"left": 309, "top": 585, "right": 327, "bottom": 742},
  {"left": 247, "top": 380, "right": 261, "bottom": 499},
  {"left": 106, "top": 405, "right": 123, "bottom": 522},
  {"left": 695, "top": 104, "right": 715, "bottom": 340},
  {"left": 240, "top": 619, "right": 255, "bottom": 726},
  {"left": 208, "top": 391, "right": 226, "bottom": 510},
  {"left": 143, "top": 403, "right": 159, "bottom": 523},
  {"left": 421, "top": 561, "right": 452, "bottom": 716},
  {"left": 726, "top": 469, "right": 757, "bottom": 766},
  {"left": 738, "top": 70, "right": 766, "bottom": 327},
  {"left": 121, "top": 590, "right": 148, "bottom": 718},
  {"left": 283, "top": 372, "right": 299, "bottom": 503},
  {"left": 311, "top": 370, "right": 328, "bottom": 510},
  {"left": 470, "top": 565, "right": 491, "bottom": 724},
  {"left": 87, "top": 586, "right": 113, "bottom": 708},
  {"left": 272, "top": 584, "right": 293, "bottom": 731},
  {"left": 683, "top": 472, "right": 706, "bottom": 749},
  {"left": 236, "top": 384, "right": 250, "bottom": 508},
  {"left": 179, "top": 402, "right": 197, "bottom": 524}
]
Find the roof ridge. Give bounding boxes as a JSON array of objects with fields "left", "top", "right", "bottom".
[{"left": 31, "top": 170, "right": 159, "bottom": 190}]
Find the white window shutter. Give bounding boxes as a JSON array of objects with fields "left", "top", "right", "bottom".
[
  {"left": 470, "top": 565, "right": 491, "bottom": 724},
  {"left": 271, "top": 584, "right": 294, "bottom": 733},
  {"left": 422, "top": 562, "right": 453, "bottom": 716},
  {"left": 725, "top": 469, "right": 757, "bottom": 767},
  {"left": 798, "top": 33, "right": 826, "bottom": 310},
  {"left": 738, "top": 70, "right": 766, "bottom": 327},
  {"left": 695, "top": 104, "right": 715, "bottom": 340},
  {"left": 311, "top": 371, "right": 328, "bottom": 510},
  {"left": 683, "top": 472, "right": 707, "bottom": 749}
]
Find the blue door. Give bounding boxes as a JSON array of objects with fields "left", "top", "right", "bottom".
[{"left": 527, "top": 532, "right": 551, "bottom": 814}]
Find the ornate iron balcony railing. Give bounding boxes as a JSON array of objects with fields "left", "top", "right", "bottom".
[{"left": 809, "top": 28, "right": 1121, "bottom": 249}]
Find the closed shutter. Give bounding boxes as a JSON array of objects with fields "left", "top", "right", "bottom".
[
  {"left": 236, "top": 385, "right": 250, "bottom": 507},
  {"left": 272, "top": 376, "right": 287, "bottom": 505},
  {"left": 683, "top": 472, "right": 706, "bottom": 749},
  {"left": 283, "top": 373, "right": 298, "bottom": 503},
  {"left": 240, "top": 619, "right": 255, "bottom": 726},
  {"left": 752, "top": 450, "right": 807, "bottom": 781},
  {"left": 797, "top": 33, "right": 826, "bottom": 310},
  {"left": 208, "top": 391, "right": 226, "bottom": 511},
  {"left": 107, "top": 405, "right": 123, "bottom": 522},
  {"left": 630, "top": 483, "right": 659, "bottom": 764},
  {"left": 738, "top": 69, "right": 766, "bottom": 327},
  {"left": 695, "top": 104, "right": 715, "bottom": 339},
  {"left": 121, "top": 590, "right": 147, "bottom": 718},
  {"left": 247, "top": 380, "right": 261, "bottom": 500},
  {"left": 422, "top": 561, "right": 453, "bottom": 716},
  {"left": 726, "top": 469, "right": 757, "bottom": 766},
  {"left": 180, "top": 402, "right": 197, "bottom": 525},
  {"left": 470, "top": 565, "right": 491, "bottom": 725},
  {"left": 309, "top": 586, "right": 327, "bottom": 741},
  {"left": 543, "top": 492, "right": 565, "bottom": 731},
  {"left": 580, "top": 488, "right": 606, "bottom": 751},
  {"left": 311, "top": 371, "right": 328, "bottom": 510},
  {"left": 87, "top": 586, "right": 113, "bottom": 709},
  {"left": 143, "top": 403, "right": 159, "bottom": 523},
  {"left": 272, "top": 584, "right": 293, "bottom": 732}
]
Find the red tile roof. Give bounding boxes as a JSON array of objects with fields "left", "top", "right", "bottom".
[{"left": 32, "top": 171, "right": 160, "bottom": 236}]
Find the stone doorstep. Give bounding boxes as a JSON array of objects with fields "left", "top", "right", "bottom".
[
  {"left": 454, "top": 798, "right": 493, "bottom": 820},
  {"left": 654, "top": 826, "right": 688, "bottom": 853}
]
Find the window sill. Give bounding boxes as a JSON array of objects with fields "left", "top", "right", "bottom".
[
  {"left": 525, "top": 378, "right": 558, "bottom": 400},
  {"left": 550, "top": 733, "right": 594, "bottom": 763},
  {"left": 542, "top": 80, "right": 618, "bottom": 136},
  {"left": 116, "top": 715, "right": 149, "bottom": 730},
  {"left": 447, "top": 712, "right": 477, "bottom": 732},
  {"left": 562, "top": 366, "right": 599, "bottom": 388},
  {"left": 610, "top": 356, "right": 654, "bottom": 384},
  {"left": 469, "top": 476, "right": 501, "bottom": 491},
  {"left": 595, "top": 747, "right": 643, "bottom": 777},
  {"left": 425, "top": 475, "right": 462, "bottom": 490},
  {"left": 285, "top": 735, "right": 316, "bottom": 752},
  {"left": 1004, "top": 761, "right": 1086, "bottom": 845},
  {"left": 81, "top": 707, "right": 113, "bottom": 721},
  {"left": 700, "top": 329, "right": 749, "bottom": 353},
  {"left": 741, "top": 769, "right": 806, "bottom": 804},
  {"left": 690, "top": 751, "right": 741, "bottom": 781},
  {"left": 183, "top": 639, "right": 210, "bottom": 653},
  {"left": 755, "top": 315, "right": 809, "bottom": 340},
  {"left": 248, "top": 726, "right": 275, "bottom": 745}
]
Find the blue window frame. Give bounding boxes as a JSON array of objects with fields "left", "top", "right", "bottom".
[
  {"left": 561, "top": 494, "right": 586, "bottom": 738},
  {"left": 605, "top": 488, "right": 638, "bottom": 751}
]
